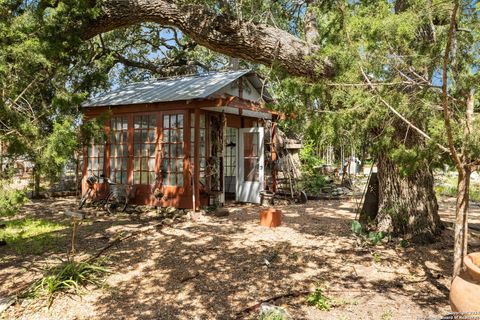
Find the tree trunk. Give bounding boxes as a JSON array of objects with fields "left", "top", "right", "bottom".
[
  {"left": 33, "top": 165, "right": 41, "bottom": 198},
  {"left": 453, "top": 166, "right": 470, "bottom": 277},
  {"left": 373, "top": 151, "right": 442, "bottom": 242}
]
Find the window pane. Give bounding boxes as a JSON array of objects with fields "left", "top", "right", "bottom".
[
  {"left": 134, "top": 172, "right": 140, "bottom": 184},
  {"left": 149, "top": 116, "right": 156, "bottom": 128},
  {"left": 148, "top": 130, "right": 155, "bottom": 143},
  {"left": 148, "top": 158, "right": 155, "bottom": 171},
  {"left": 141, "top": 172, "right": 148, "bottom": 184},
  {"left": 163, "top": 115, "right": 170, "bottom": 128},
  {"left": 149, "top": 143, "right": 155, "bottom": 157},
  {"left": 177, "top": 159, "right": 183, "bottom": 172},
  {"left": 177, "top": 114, "right": 184, "bottom": 128},
  {"left": 177, "top": 174, "right": 183, "bottom": 186},
  {"left": 177, "top": 144, "right": 184, "bottom": 157}
]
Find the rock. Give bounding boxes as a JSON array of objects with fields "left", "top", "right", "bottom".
[
  {"left": 212, "top": 208, "right": 229, "bottom": 217},
  {"left": 0, "top": 296, "right": 15, "bottom": 313},
  {"left": 228, "top": 208, "right": 245, "bottom": 214},
  {"left": 259, "top": 303, "right": 292, "bottom": 320},
  {"left": 165, "top": 206, "right": 176, "bottom": 214},
  {"left": 163, "top": 218, "right": 174, "bottom": 225}
]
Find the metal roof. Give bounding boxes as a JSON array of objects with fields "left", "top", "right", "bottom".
[{"left": 82, "top": 69, "right": 272, "bottom": 107}]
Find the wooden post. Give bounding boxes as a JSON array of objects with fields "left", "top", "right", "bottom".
[
  {"left": 194, "top": 108, "right": 201, "bottom": 211},
  {"left": 65, "top": 211, "right": 84, "bottom": 261}
]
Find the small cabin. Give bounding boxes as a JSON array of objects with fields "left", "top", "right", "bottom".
[{"left": 81, "top": 70, "right": 281, "bottom": 210}]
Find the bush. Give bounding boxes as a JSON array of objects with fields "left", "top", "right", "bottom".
[
  {"left": 0, "top": 187, "right": 28, "bottom": 217},
  {"left": 29, "top": 260, "right": 109, "bottom": 304},
  {"left": 300, "top": 173, "right": 328, "bottom": 194},
  {"left": 306, "top": 288, "right": 332, "bottom": 311}
]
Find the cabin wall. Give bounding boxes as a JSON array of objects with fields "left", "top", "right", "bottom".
[{"left": 82, "top": 100, "right": 274, "bottom": 209}]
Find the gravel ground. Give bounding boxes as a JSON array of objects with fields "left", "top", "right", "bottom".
[{"left": 1, "top": 196, "right": 479, "bottom": 320}]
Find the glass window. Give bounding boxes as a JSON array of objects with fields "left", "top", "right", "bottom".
[
  {"left": 225, "top": 127, "right": 237, "bottom": 177},
  {"left": 243, "top": 132, "right": 259, "bottom": 181},
  {"left": 133, "top": 115, "right": 157, "bottom": 185},
  {"left": 109, "top": 116, "right": 128, "bottom": 184},
  {"left": 162, "top": 114, "right": 184, "bottom": 186},
  {"left": 190, "top": 113, "right": 207, "bottom": 186},
  {"left": 87, "top": 138, "right": 105, "bottom": 178}
]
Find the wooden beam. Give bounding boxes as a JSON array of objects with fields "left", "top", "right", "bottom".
[{"left": 194, "top": 108, "right": 201, "bottom": 211}]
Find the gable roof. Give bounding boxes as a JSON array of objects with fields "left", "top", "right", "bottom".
[{"left": 82, "top": 69, "right": 273, "bottom": 107}]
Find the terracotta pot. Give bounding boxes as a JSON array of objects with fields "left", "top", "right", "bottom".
[
  {"left": 260, "top": 208, "right": 281, "bottom": 228},
  {"left": 450, "top": 252, "right": 480, "bottom": 312}
]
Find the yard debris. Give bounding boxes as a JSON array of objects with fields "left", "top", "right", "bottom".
[
  {"left": 0, "top": 296, "right": 16, "bottom": 314},
  {"left": 180, "top": 271, "right": 200, "bottom": 283},
  {"left": 259, "top": 303, "right": 292, "bottom": 320},
  {"left": 236, "top": 290, "right": 311, "bottom": 316},
  {"left": 211, "top": 208, "right": 229, "bottom": 217}
]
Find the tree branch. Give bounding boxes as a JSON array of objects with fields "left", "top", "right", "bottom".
[
  {"left": 360, "top": 67, "right": 450, "bottom": 153},
  {"left": 83, "top": 0, "right": 335, "bottom": 80},
  {"left": 441, "top": 0, "right": 462, "bottom": 170}
]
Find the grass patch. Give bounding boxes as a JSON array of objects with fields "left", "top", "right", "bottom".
[
  {"left": 28, "top": 259, "right": 109, "bottom": 305},
  {"left": 306, "top": 288, "right": 333, "bottom": 311},
  {"left": 0, "top": 219, "right": 67, "bottom": 255},
  {"left": 0, "top": 187, "right": 28, "bottom": 217},
  {"left": 435, "top": 176, "right": 480, "bottom": 202}
]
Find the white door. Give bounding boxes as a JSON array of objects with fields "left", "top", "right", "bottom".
[{"left": 237, "top": 127, "right": 264, "bottom": 203}]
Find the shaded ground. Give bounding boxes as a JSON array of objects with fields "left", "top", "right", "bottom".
[{"left": 1, "top": 196, "right": 479, "bottom": 320}]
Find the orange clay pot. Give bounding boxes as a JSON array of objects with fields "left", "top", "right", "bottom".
[
  {"left": 260, "top": 208, "right": 282, "bottom": 228},
  {"left": 450, "top": 252, "right": 480, "bottom": 312}
]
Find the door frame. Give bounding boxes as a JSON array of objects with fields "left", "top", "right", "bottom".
[{"left": 236, "top": 127, "right": 264, "bottom": 204}]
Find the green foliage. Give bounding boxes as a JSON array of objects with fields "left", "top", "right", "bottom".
[
  {"left": 300, "top": 173, "right": 328, "bottom": 195},
  {"left": 381, "top": 310, "right": 394, "bottom": 320},
  {"left": 0, "top": 187, "right": 28, "bottom": 217},
  {"left": 399, "top": 239, "right": 410, "bottom": 248},
  {"left": 367, "top": 231, "right": 386, "bottom": 245},
  {"left": 299, "top": 139, "right": 323, "bottom": 173},
  {"left": 351, "top": 220, "right": 363, "bottom": 235},
  {"left": 435, "top": 177, "right": 480, "bottom": 202},
  {"left": 259, "top": 309, "right": 290, "bottom": 320},
  {"left": 372, "top": 252, "right": 382, "bottom": 263},
  {"left": 351, "top": 220, "right": 386, "bottom": 245},
  {"left": 306, "top": 288, "right": 332, "bottom": 311},
  {"left": 0, "top": 219, "right": 66, "bottom": 255},
  {"left": 29, "top": 260, "right": 109, "bottom": 303}
]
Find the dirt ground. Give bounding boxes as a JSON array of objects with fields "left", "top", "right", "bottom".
[{"left": 1, "top": 196, "right": 480, "bottom": 320}]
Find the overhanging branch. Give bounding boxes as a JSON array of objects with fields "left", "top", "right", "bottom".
[{"left": 83, "top": 0, "right": 335, "bottom": 80}]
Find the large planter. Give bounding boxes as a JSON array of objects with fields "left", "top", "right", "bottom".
[
  {"left": 450, "top": 252, "right": 480, "bottom": 312},
  {"left": 260, "top": 208, "right": 282, "bottom": 228}
]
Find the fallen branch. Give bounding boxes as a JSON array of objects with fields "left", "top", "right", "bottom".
[
  {"left": 87, "top": 220, "right": 167, "bottom": 262},
  {"left": 235, "top": 290, "right": 311, "bottom": 317}
]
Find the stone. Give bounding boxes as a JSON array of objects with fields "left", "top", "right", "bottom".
[
  {"left": 259, "top": 303, "right": 292, "bottom": 320},
  {"left": 0, "top": 297, "right": 15, "bottom": 314},
  {"left": 212, "top": 208, "right": 229, "bottom": 217},
  {"left": 163, "top": 218, "right": 174, "bottom": 225},
  {"left": 165, "top": 206, "right": 176, "bottom": 214}
]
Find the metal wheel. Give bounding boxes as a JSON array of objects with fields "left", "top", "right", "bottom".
[
  {"left": 105, "top": 193, "right": 118, "bottom": 215},
  {"left": 295, "top": 190, "right": 308, "bottom": 204},
  {"left": 78, "top": 189, "right": 91, "bottom": 209}
]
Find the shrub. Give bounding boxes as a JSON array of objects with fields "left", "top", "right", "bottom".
[
  {"left": 306, "top": 288, "right": 332, "bottom": 311},
  {"left": 300, "top": 173, "right": 328, "bottom": 194},
  {"left": 29, "top": 260, "right": 109, "bottom": 304},
  {"left": 0, "top": 187, "right": 28, "bottom": 217}
]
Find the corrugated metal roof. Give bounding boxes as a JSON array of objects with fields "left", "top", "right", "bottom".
[{"left": 82, "top": 69, "right": 271, "bottom": 107}]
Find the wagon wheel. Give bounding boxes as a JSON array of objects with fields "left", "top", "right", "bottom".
[{"left": 294, "top": 190, "right": 308, "bottom": 204}]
